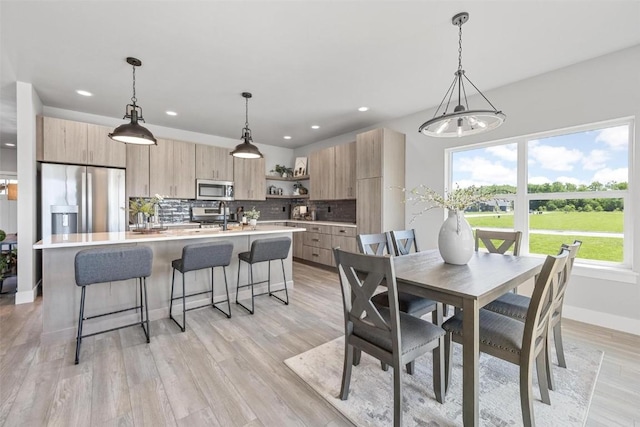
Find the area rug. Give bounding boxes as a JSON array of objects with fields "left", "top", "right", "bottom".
[{"left": 285, "top": 337, "right": 603, "bottom": 426}]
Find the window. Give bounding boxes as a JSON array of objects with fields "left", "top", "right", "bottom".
[{"left": 449, "top": 119, "right": 631, "bottom": 266}]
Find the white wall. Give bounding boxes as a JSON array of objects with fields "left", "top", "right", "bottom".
[
  {"left": 0, "top": 148, "right": 17, "bottom": 171},
  {"left": 296, "top": 45, "right": 640, "bottom": 335},
  {"left": 16, "top": 82, "right": 42, "bottom": 304}
]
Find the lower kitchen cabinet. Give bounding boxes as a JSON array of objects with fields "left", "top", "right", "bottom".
[{"left": 289, "top": 222, "right": 356, "bottom": 267}]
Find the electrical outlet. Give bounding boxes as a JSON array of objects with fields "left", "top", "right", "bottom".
[
  {"left": 328, "top": 206, "right": 331, "bottom": 213},
  {"left": 282, "top": 206, "right": 286, "bottom": 212}
]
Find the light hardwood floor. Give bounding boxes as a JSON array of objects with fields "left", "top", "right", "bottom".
[{"left": 0, "top": 262, "right": 638, "bottom": 426}]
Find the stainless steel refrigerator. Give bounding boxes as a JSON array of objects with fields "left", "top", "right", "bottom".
[{"left": 41, "top": 163, "right": 126, "bottom": 237}]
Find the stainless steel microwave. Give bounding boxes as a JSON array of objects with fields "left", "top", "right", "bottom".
[{"left": 196, "top": 179, "right": 234, "bottom": 201}]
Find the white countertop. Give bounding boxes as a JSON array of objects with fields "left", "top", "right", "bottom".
[
  {"left": 262, "top": 219, "right": 357, "bottom": 228},
  {"left": 34, "top": 225, "right": 305, "bottom": 249}
]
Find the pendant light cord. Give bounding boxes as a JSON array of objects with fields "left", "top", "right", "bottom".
[
  {"left": 245, "top": 96, "right": 249, "bottom": 128},
  {"left": 131, "top": 63, "right": 137, "bottom": 107}
]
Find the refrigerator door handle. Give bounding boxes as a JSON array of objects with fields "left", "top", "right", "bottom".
[
  {"left": 81, "top": 171, "right": 87, "bottom": 232},
  {"left": 87, "top": 172, "right": 93, "bottom": 232}
]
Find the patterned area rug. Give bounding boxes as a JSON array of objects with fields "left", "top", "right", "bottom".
[{"left": 285, "top": 337, "right": 602, "bottom": 426}]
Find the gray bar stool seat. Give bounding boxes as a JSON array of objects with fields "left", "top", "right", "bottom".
[
  {"left": 235, "top": 237, "right": 291, "bottom": 314},
  {"left": 74, "top": 245, "right": 153, "bottom": 364},
  {"left": 170, "top": 241, "right": 234, "bottom": 332}
]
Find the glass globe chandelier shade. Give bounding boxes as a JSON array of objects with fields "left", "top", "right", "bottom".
[
  {"left": 419, "top": 12, "right": 505, "bottom": 138},
  {"left": 109, "top": 57, "right": 157, "bottom": 145},
  {"left": 231, "top": 92, "right": 264, "bottom": 159}
]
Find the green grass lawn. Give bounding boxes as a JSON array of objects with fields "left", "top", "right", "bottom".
[
  {"left": 466, "top": 211, "right": 624, "bottom": 262},
  {"left": 466, "top": 211, "right": 623, "bottom": 232}
]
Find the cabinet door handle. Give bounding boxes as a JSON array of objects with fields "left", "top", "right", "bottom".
[
  {"left": 312, "top": 253, "right": 319, "bottom": 257},
  {"left": 144, "top": 184, "right": 148, "bottom": 195},
  {"left": 312, "top": 238, "right": 319, "bottom": 242},
  {"left": 339, "top": 230, "right": 346, "bottom": 233}
]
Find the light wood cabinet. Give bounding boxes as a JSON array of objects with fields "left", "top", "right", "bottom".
[
  {"left": 125, "top": 144, "right": 150, "bottom": 197},
  {"left": 195, "top": 145, "right": 233, "bottom": 181},
  {"left": 309, "top": 146, "right": 335, "bottom": 200},
  {"left": 150, "top": 138, "right": 196, "bottom": 198},
  {"left": 87, "top": 124, "right": 126, "bottom": 167},
  {"left": 233, "top": 157, "right": 266, "bottom": 200},
  {"left": 356, "top": 128, "right": 406, "bottom": 235},
  {"left": 292, "top": 222, "right": 356, "bottom": 267},
  {"left": 334, "top": 142, "right": 356, "bottom": 199},
  {"left": 37, "top": 117, "right": 126, "bottom": 168},
  {"left": 37, "top": 116, "right": 88, "bottom": 164}
]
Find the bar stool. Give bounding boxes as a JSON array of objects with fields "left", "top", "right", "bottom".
[
  {"left": 74, "top": 245, "right": 153, "bottom": 364},
  {"left": 170, "top": 241, "right": 233, "bottom": 332},
  {"left": 235, "top": 237, "right": 291, "bottom": 314}
]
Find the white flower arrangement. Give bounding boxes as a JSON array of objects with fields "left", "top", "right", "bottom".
[
  {"left": 404, "top": 184, "right": 495, "bottom": 223},
  {"left": 129, "top": 194, "right": 165, "bottom": 217},
  {"left": 245, "top": 207, "right": 261, "bottom": 220}
]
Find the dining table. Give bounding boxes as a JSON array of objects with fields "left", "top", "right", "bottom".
[{"left": 392, "top": 249, "right": 544, "bottom": 427}]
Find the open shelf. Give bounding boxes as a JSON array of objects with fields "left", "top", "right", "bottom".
[
  {"left": 265, "top": 175, "right": 310, "bottom": 181},
  {"left": 266, "top": 194, "right": 309, "bottom": 199}
]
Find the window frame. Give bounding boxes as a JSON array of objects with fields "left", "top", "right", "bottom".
[{"left": 446, "top": 116, "right": 634, "bottom": 269}]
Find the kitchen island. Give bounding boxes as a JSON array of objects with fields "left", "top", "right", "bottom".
[{"left": 34, "top": 225, "right": 305, "bottom": 340}]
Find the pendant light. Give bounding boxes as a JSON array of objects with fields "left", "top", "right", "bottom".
[
  {"left": 109, "top": 57, "right": 157, "bottom": 145},
  {"left": 419, "top": 12, "right": 505, "bottom": 138},
  {"left": 231, "top": 92, "right": 264, "bottom": 159}
]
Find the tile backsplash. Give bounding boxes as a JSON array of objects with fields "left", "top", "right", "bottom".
[{"left": 131, "top": 197, "right": 356, "bottom": 224}]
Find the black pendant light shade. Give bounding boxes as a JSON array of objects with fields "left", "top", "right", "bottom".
[
  {"left": 109, "top": 57, "right": 157, "bottom": 145},
  {"left": 231, "top": 92, "right": 263, "bottom": 159},
  {"left": 419, "top": 12, "right": 505, "bottom": 138}
]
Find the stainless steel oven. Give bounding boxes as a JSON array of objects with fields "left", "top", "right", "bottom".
[{"left": 196, "top": 179, "right": 234, "bottom": 201}]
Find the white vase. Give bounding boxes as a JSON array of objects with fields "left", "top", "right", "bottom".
[
  {"left": 438, "top": 210, "right": 474, "bottom": 265},
  {"left": 249, "top": 218, "right": 258, "bottom": 230}
]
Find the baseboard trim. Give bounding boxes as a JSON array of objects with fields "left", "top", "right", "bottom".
[
  {"left": 15, "top": 281, "right": 40, "bottom": 304},
  {"left": 563, "top": 304, "right": 640, "bottom": 336}
]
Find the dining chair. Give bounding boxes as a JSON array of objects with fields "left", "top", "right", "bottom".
[
  {"left": 475, "top": 229, "right": 522, "bottom": 255},
  {"left": 358, "top": 232, "right": 438, "bottom": 319},
  {"left": 389, "top": 228, "right": 420, "bottom": 256},
  {"left": 482, "top": 240, "right": 582, "bottom": 389},
  {"left": 333, "top": 247, "right": 445, "bottom": 427},
  {"left": 442, "top": 249, "right": 569, "bottom": 427}
]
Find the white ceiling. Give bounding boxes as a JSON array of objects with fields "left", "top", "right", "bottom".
[{"left": 1, "top": 1, "right": 639, "bottom": 149}]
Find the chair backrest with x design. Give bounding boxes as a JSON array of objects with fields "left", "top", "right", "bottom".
[
  {"left": 552, "top": 240, "right": 581, "bottom": 316},
  {"left": 389, "top": 229, "right": 419, "bottom": 256},
  {"left": 475, "top": 229, "right": 522, "bottom": 255},
  {"left": 357, "top": 233, "right": 392, "bottom": 256},
  {"left": 333, "top": 248, "right": 401, "bottom": 352}
]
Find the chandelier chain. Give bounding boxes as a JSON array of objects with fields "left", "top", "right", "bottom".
[
  {"left": 457, "top": 20, "right": 463, "bottom": 71},
  {"left": 245, "top": 96, "right": 249, "bottom": 127},
  {"left": 131, "top": 63, "right": 137, "bottom": 105}
]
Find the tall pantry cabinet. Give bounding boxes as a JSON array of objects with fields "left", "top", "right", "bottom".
[{"left": 355, "top": 128, "right": 405, "bottom": 235}]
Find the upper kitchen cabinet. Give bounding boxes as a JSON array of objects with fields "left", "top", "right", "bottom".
[
  {"left": 36, "top": 117, "right": 126, "bottom": 167},
  {"left": 356, "top": 128, "right": 405, "bottom": 235},
  {"left": 233, "top": 157, "right": 266, "bottom": 200},
  {"left": 150, "top": 138, "right": 196, "bottom": 199},
  {"left": 356, "top": 128, "right": 404, "bottom": 179},
  {"left": 126, "top": 144, "right": 150, "bottom": 197},
  {"left": 195, "top": 144, "right": 234, "bottom": 181},
  {"left": 309, "top": 146, "right": 336, "bottom": 200},
  {"left": 87, "top": 124, "right": 126, "bottom": 167},
  {"left": 334, "top": 141, "right": 356, "bottom": 199},
  {"left": 37, "top": 116, "right": 88, "bottom": 164}
]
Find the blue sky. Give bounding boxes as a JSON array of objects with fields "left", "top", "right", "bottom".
[{"left": 451, "top": 125, "right": 629, "bottom": 188}]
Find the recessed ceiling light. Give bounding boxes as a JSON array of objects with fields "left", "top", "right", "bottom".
[
  {"left": 76, "top": 90, "right": 92, "bottom": 97},
  {"left": 311, "top": 125, "right": 320, "bottom": 129},
  {"left": 283, "top": 136, "right": 292, "bottom": 140},
  {"left": 5, "top": 143, "right": 16, "bottom": 147},
  {"left": 358, "top": 106, "right": 369, "bottom": 112},
  {"left": 166, "top": 111, "right": 177, "bottom": 116}
]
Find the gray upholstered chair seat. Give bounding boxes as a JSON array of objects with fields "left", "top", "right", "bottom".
[
  {"left": 443, "top": 309, "right": 525, "bottom": 355},
  {"left": 371, "top": 291, "right": 438, "bottom": 316},
  {"left": 355, "top": 307, "right": 445, "bottom": 355},
  {"left": 483, "top": 292, "right": 530, "bottom": 321}
]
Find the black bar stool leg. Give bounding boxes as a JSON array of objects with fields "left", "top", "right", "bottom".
[
  {"left": 267, "top": 261, "right": 272, "bottom": 295},
  {"left": 250, "top": 265, "right": 255, "bottom": 314},
  {"left": 181, "top": 272, "right": 186, "bottom": 332},
  {"left": 142, "top": 277, "right": 150, "bottom": 342},
  {"left": 170, "top": 268, "right": 176, "bottom": 319},
  {"left": 235, "top": 260, "right": 254, "bottom": 315},
  {"left": 269, "top": 259, "right": 289, "bottom": 305},
  {"left": 139, "top": 277, "right": 144, "bottom": 327},
  {"left": 223, "top": 266, "right": 231, "bottom": 318},
  {"left": 75, "top": 286, "right": 87, "bottom": 364},
  {"left": 210, "top": 267, "right": 215, "bottom": 306}
]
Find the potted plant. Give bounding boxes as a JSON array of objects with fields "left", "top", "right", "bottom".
[
  {"left": 128, "top": 194, "right": 164, "bottom": 229},
  {"left": 271, "top": 164, "right": 293, "bottom": 178},
  {"left": 245, "top": 206, "right": 260, "bottom": 229}
]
